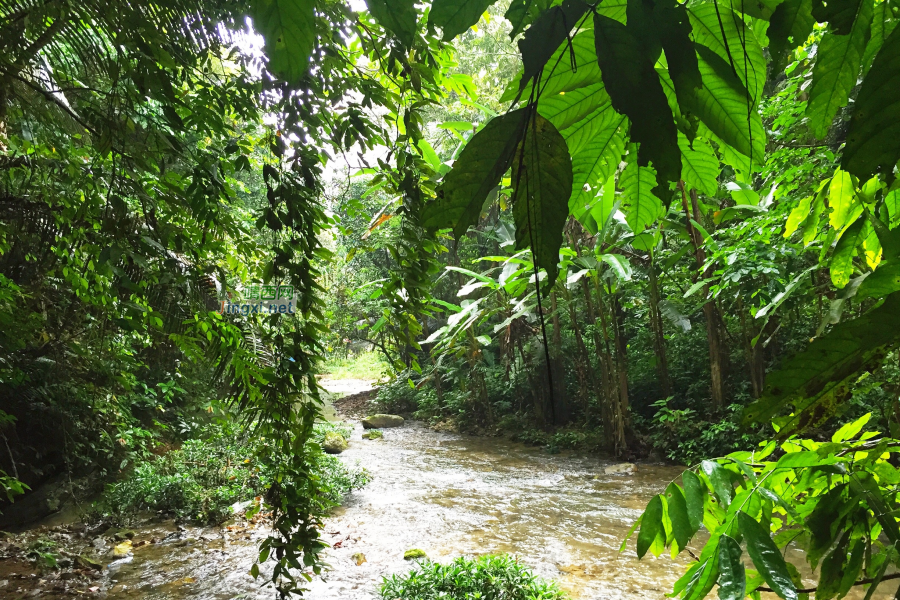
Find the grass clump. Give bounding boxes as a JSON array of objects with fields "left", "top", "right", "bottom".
[
  {"left": 380, "top": 555, "right": 567, "bottom": 600},
  {"left": 323, "top": 351, "right": 387, "bottom": 380},
  {"left": 99, "top": 421, "right": 368, "bottom": 525}
]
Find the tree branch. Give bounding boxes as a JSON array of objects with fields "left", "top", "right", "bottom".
[{"left": 758, "top": 572, "right": 900, "bottom": 595}]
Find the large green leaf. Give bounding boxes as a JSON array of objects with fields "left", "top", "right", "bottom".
[
  {"left": 744, "top": 293, "right": 900, "bottom": 436},
  {"left": 664, "top": 482, "right": 692, "bottom": 555},
  {"left": 682, "top": 549, "right": 721, "bottom": 600},
  {"left": 422, "top": 109, "right": 527, "bottom": 237},
  {"left": 862, "top": 0, "right": 898, "bottom": 74},
  {"left": 688, "top": 4, "right": 767, "bottom": 106},
  {"left": 686, "top": 44, "right": 766, "bottom": 164},
  {"left": 768, "top": 0, "right": 815, "bottom": 73},
  {"left": 501, "top": 29, "right": 602, "bottom": 103},
  {"left": 828, "top": 168, "right": 861, "bottom": 230},
  {"left": 512, "top": 113, "right": 574, "bottom": 283},
  {"left": 505, "top": 0, "right": 550, "bottom": 38},
  {"left": 620, "top": 149, "right": 665, "bottom": 232},
  {"left": 539, "top": 83, "right": 610, "bottom": 131},
  {"left": 842, "top": 25, "right": 900, "bottom": 181},
  {"left": 858, "top": 259, "right": 900, "bottom": 299},
  {"left": 429, "top": 0, "right": 497, "bottom": 40},
  {"left": 519, "top": 0, "right": 591, "bottom": 90},
  {"left": 596, "top": 0, "right": 627, "bottom": 22},
  {"left": 251, "top": 0, "right": 316, "bottom": 85},
  {"left": 813, "top": 0, "right": 866, "bottom": 34},
  {"left": 566, "top": 107, "right": 628, "bottom": 211},
  {"left": 365, "top": 0, "right": 418, "bottom": 48},
  {"left": 637, "top": 495, "right": 665, "bottom": 558},
  {"left": 816, "top": 534, "right": 848, "bottom": 600},
  {"left": 806, "top": 0, "right": 874, "bottom": 139},
  {"left": 678, "top": 133, "right": 719, "bottom": 196},
  {"left": 654, "top": 0, "right": 703, "bottom": 140},
  {"left": 594, "top": 13, "right": 681, "bottom": 189},
  {"left": 682, "top": 470, "right": 705, "bottom": 533},
  {"left": 701, "top": 459, "right": 734, "bottom": 507},
  {"left": 738, "top": 512, "right": 798, "bottom": 600},
  {"left": 830, "top": 217, "right": 866, "bottom": 288},
  {"left": 784, "top": 194, "right": 813, "bottom": 238},
  {"left": 717, "top": 535, "right": 746, "bottom": 600}
]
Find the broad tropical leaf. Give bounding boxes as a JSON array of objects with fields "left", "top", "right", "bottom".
[
  {"left": 738, "top": 512, "right": 798, "bottom": 600},
  {"left": 519, "top": 0, "right": 591, "bottom": 90},
  {"left": 501, "top": 29, "right": 602, "bottom": 102},
  {"left": 620, "top": 150, "right": 665, "bottom": 233},
  {"left": 830, "top": 217, "right": 865, "bottom": 288},
  {"left": 813, "top": 0, "right": 867, "bottom": 34},
  {"left": 365, "top": 0, "right": 418, "bottom": 48},
  {"left": 566, "top": 107, "right": 628, "bottom": 210},
  {"left": 828, "top": 168, "right": 860, "bottom": 230},
  {"left": 664, "top": 482, "right": 692, "bottom": 556},
  {"left": 637, "top": 495, "right": 665, "bottom": 558},
  {"left": 251, "top": 0, "right": 316, "bottom": 85},
  {"left": 717, "top": 535, "right": 746, "bottom": 600},
  {"left": 701, "top": 459, "right": 734, "bottom": 507},
  {"left": 842, "top": 25, "right": 900, "bottom": 180},
  {"left": 512, "top": 114, "right": 574, "bottom": 284},
  {"left": 682, "top": 470, "right": 704, "bottom": 533},
  {"left": 429, "top": 0, "right": 498, "bottom": 40},
  {"left": 686, "top": 44, "right": 766, "bottom": 164},
  {"left": 862, "top": 0, "right": 899, "bottom": 74},
  {"left": 688, "top": 4, "right": 767, "bottom": 106},
  {"left": 539, "top": 83, "right": 610, "bottom": 131},
  {"left": 557, "top": 98, "right": 614, "bottom": 156},
  {"left": 806, "top": 0, "right": 874, "bottom": 139},
  {"left": 594, "top": 13, "right": 681, "bottom": 189},
  {"left": 506, "top": 0, "right": 549, "bottom": 38},
  {"left": 768, "top": 0, "right": 816, "bottom": 73},
  {"left": 678, "top": 133, "right": 719, "bottom": 196},
  {"left": 654, "top": 0, "right": 703, "bottom": 141},
  {"left": 422, "top": 109, "right": 528, "bottom": 237}
]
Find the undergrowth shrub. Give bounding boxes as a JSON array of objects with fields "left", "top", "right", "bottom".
[
  {"left": 99, "top": 421, "right": 368, "bottom": 524},
  {"left": 380, "top": 555, "right": 567, "bottom": 600},
  {"left": 638, "top": 399, "right": 764, "bottom": 465}
]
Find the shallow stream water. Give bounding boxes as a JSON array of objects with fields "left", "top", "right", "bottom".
[{"left": 84, "top": 419, "right": 694, "bottom": 600}]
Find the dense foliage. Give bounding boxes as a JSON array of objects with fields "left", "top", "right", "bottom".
[
  {"left": 4, "top": 0, "right": 900, "bottom": 596},
  {"left": 380, "top": 555, "right": 568, "bottom": 600},
  {"left": 98, "top": 422, "right": 368, "bottom": 525}
]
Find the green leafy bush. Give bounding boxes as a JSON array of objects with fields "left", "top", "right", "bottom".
[
  {"left": 379, "top": 555, "right": 568, "bottom": 600},
  {"left": 99, "top": 421, "right": 368, "bottom": 524}
]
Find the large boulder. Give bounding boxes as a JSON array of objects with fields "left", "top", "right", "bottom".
[
  {"left": 362, "top": 414, "right": 404, "bottom": 429},
  {"left": 322, "top": 431, "right": 348, "bottom": 454}
]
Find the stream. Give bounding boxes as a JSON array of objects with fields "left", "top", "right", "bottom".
[
  {"left": 2, "top": 380, "right": 846, "bottom": 600},
  {"left": 96, "top": 422, "right": 690, "bottom": 600}
]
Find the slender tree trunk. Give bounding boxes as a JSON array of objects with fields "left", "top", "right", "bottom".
[
  {"left": 679, "top": 182, "right": 727, "bottom": 411},
  {"left": 564, "top": 287, "right": 594, "bottom": 419},
  {"left": 647, "top": 259, "right": 672, "bottom": 397},
  {"left": 594, "top": 278, "right": 627, "bottom": 456},
  {"left": 549, "top": 291, "right": 569, "bottom": 424},
  {"left": 611, "top": 293, "right": 630, "bottom": 424}
]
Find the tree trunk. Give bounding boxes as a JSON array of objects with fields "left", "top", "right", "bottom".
[
  {"left": 549, "top": 291, "right": 570, "bottom": 424},
  {"left": 594, "top": 278, "right": 627, "bottom": 456},
  {"left": 564, "top": 287, "right": 594, "bottom": 420},
  {"left": 679, "top": 182, "right": 727, "bottom": 411},
  {"left": 647, "top": 259, "right": 672, "bottom": 397}
]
